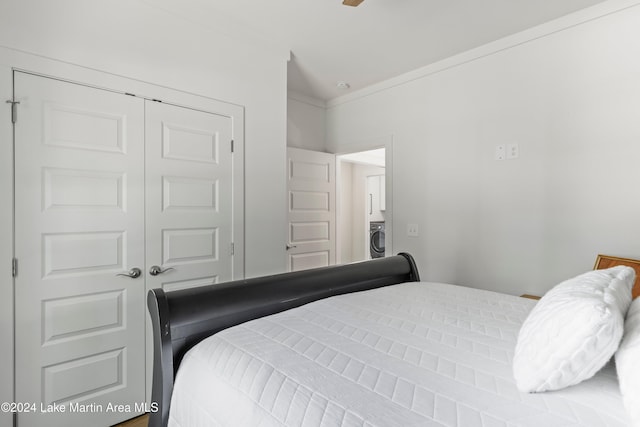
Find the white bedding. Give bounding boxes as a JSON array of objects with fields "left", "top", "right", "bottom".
[{"left": 169, "top": 282, "right": 629, "bottom": 427}]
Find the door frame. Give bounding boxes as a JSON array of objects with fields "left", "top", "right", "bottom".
[
  {"left": 335, "top": 135, "right": 393, "bottom": 264},
  {"left": 0, "top": 46, "right": 245, "bottom": 418},
  {"left": 0, "top": 54, "right": 14, "bottom": 427}
]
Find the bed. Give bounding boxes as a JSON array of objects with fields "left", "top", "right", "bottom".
[{"left": 147, "top": 253, "right": 639, "bottom": 427}]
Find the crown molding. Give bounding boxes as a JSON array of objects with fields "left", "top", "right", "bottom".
[
  {"left": 327, "top": 0, "right": 640, "bottom": 108},
  {"left": 288, "top": 90, "right": 327, "bottom": 109}
]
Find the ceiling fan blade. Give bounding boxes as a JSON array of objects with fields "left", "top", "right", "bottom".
[{"left": 342, "top": 0, "right": 365, "bottom": 6}]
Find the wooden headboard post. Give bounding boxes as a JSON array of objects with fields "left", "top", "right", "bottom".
[
  {"left": 147, "top": 253, "right": 421, "bottom": 427},
  {"left": 594, "top": 254, "right": 640, "bottom": 299}
]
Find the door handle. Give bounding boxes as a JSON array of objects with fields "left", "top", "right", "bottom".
[
  {"left": 149, "top": 265, "right": 175, "bottom": 276},
  {"left": 286, "top": 244, "right": 297, "bottom": 250},
  {"left": 116, "top": 267, "right": 142, "bottom": 279}
]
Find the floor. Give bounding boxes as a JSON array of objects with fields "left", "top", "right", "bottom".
[{"left": 114, "top": 414, "right": 148, "bottom": 427}]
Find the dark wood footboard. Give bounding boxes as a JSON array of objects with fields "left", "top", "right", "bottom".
[{"left": 147, "top": 253, "right": 420, "bottom": 427}]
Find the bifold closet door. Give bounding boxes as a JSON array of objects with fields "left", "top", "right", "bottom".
[
  {"left": 144, "top": 101, "right": 234, "bottom": 292},
  {"left": 14, "top": 72, "right": 146, "bottom": 427}
]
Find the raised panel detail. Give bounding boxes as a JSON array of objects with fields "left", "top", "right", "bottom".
[
  {"left": 44, "top": 103, "right": 125, "bottom": 153},
  {"left": 42, "top": 232, "right": 124, "bottom": 278},
  {"left": 161, "top": 276, "right": 219, "bottom": 292},
  {"left": 290, "top": 251, "right": 329, "bottom": 272},
  {"left": 289, "top": 160, "right": 329, "bottom": 182},
  {"left": 42, "top": 291, "right": 124, "bottom": 344},
  {"left": 42, "top": 348, "right": 124, "bottom": 405},
  {"left": 290, "top": 222, "right": 329, "bottom": 243},
  {"left": 162, "top": 176, "right": 217, "bottom": 211},
  {"left": 43, "top": 168, "right": 125, "bottom": 211},
  {"left": 162, "top": 228, "right": 217, "bottom": 264},
  {"left": 290, "top": 191, "right": 329, "bottom": 211},
  {"left": 162, "top": 122, "right": 218, "bottom": 163}
]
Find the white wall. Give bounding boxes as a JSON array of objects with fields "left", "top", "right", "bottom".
[
  {"left": 287, "top": 92, "right": 326, "bottom": 151},
  {"left": 0, "top": 0, "right": 289, "bottom": 418},
  {"left": 326, "top": 2, "right": 640, "bottom": 297},
  {"left": 338, "top": 161, "right": 354, "bottom": 263}
]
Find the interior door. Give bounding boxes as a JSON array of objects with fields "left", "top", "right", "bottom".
[
  {"left": 286, "top": 147, "right": 336, "bottom": 271},
  {"left": 14, "top": 72, "right": 146, "bottom": 426},
  {"left": 145, "top": 100, "right": 234, "bottom": 290}
]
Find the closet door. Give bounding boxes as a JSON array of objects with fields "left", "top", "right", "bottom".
[
  {"left": 144, "top": 101, "right": 234, "bottom": 291},
  {"left": 14, "top": 72, "right": 146, "bottom": 427}
]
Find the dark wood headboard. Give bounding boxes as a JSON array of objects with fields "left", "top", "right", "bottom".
[{"left": 147, "top": 253, "right": 420, "bottom": 427}]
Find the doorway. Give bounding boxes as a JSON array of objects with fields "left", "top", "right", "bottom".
[{"left": 336, "top": 148, "right": 388, "bottom": 264}]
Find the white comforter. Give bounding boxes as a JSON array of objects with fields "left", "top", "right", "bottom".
[{"left": 169, "top": 282, "right": 629, "bottom": 426}]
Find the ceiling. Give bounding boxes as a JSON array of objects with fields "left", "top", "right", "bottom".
[{"left": 142, "top": 0, "right": 609, "bottom": 101}]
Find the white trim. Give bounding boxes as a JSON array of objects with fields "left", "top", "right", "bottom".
[
  {"left": 0, "top": 45, "right": 246, "bottom": 110},
  {"left": 0, "top": 62, "right": 14, "bottom": 427},
  {"left": 288, "top": 91, "right": 327, "bottom": 109},
  {"left": 327, "top": 0, "right": 640, "bottom": 107},
  {"left": 231, "top": 111, "right": 246, "bottom": 279}
]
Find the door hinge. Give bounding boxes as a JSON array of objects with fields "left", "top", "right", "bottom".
[
  {"left": 6, "top": 100, "right": 19, "bottom": 124},
  {"left": 231, "top": 139, "right": 234, "bottom": 153},
  {"left": 12, "top": 258, "right": 18, "bottom": 278},
  {"left": 230, "top": 243, "right": 235, "bottom": 256}
]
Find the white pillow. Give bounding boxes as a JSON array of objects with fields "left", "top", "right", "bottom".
[
  {"left": 513, "top": 266, "right": 635, "bottom": 393},
  {"left": 615, "top": 297, "right": 640, "bottom": 426}
]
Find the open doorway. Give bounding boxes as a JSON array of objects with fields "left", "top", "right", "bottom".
[{"left": 336, "top": 148, "right": 388, "bottom": 264}]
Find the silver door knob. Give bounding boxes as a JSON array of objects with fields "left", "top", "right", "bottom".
[
  {"left": 116, "top": 267, "right": 142, "bottom": 279},
  {"left": 149, "top": 265, "right": 175, "bottom": 276},
  {"left": 286, "top": 244, "right": 297, "bottom": 250}
]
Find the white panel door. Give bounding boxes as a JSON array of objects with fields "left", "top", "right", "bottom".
[
  {"left": 144, "top": 101, "right": 234, "bottom": 292},
  {"left": 14, "top": 72, "right": 146, "bottom": 426},
  {"left": 286, "top": 148, "right": 336, "bottom": 271}
]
